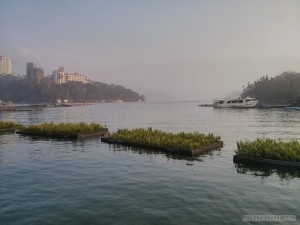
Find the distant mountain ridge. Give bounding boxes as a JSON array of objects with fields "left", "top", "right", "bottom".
[{"left": 0, "top": 75, "right": 145, "bottom": 103}]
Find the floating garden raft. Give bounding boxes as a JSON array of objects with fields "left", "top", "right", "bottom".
[
  {"left": 101, "top": 128, "right": 223, "bottom": 156},
  {"left": 0, "top": 121, "right": 23, "bottom": 133},
  {"left": 16, "top": 122, "right": 108, "bottom": 139},
  {"left": 234, "top": 138, "right": 300, "bottom": 168}
]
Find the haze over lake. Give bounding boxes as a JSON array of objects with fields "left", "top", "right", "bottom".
[
  {"left": 1, "top": 0, "right": 300, "bottom": 100},
  {"left": 1, "top": 1, "right": 300, "bottom": 224}
]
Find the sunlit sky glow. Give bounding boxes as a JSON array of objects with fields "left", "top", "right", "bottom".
[{"left": 1, "top": 0, "right": 300, "bottom": 101}]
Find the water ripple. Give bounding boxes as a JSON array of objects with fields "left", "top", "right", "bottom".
[{"left": 0, "top": 102, "right": 300, "bottom": 225}]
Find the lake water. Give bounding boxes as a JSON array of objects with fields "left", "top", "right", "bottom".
[{"left": 0, "top": 102, "right": 299, "bottom": 225}]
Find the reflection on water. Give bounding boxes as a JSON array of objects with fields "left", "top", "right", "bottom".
[
  {"left": 235, "top": 162, "right": 300, "bottom": 180},
  {"left": 107, "top": 143, "right": 222, "bottom": 161},
  {"left": 1, "top": 102, "right": 300, "bottom": 225},
  {"left": 19, "top": 134, "right": 82, "bottom": 143}
]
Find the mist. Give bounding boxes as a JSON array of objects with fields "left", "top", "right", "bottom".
[{"left": 1, "top": 0, "right": 300, "bottom": 101}]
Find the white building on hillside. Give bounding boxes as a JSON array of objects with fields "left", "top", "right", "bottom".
[
  {"left": 0, "top": 56, "right": 12, "bottom": 76},
  {"left": 53, "top": 67, "right": 91, "bottom": 84}
]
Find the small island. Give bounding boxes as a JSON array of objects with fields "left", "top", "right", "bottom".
[
  {"left": 16, "top": 122, "right": 108, "bottom": 139},
  {"left": 234, "top": 138, "right": 300, "bottom": 168},
  {"left": 101, "top": 128, "right": 223, "bottom": 156},
  {"left": 0, "top": 121, "right": 23, "bottom": 133}
]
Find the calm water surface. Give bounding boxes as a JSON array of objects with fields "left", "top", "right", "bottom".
[{"left": 0, "top": 102, "right": 299, "bottom": 225}]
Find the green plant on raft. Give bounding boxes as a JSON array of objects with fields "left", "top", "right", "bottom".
[
  {"left": 236, "top": 138, "right": 300, "bottom": 162},
  {"left": 108, "top": 127, "right": 221, "bottom": 151},
  {"left": 0, "top": 121, "right": 23, "bottom": 129},
  {"left": 19, "top": 122, "right": 104, "bottom": 135}
]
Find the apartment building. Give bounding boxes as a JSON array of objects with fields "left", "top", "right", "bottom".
[
  {"left": 27, "top": 62, "right": 44, "bottom": 84},
  {"left": 54, "top": 67, "right": 90, "bottom": 84},
  {"left": 0, "top": 56, "right": 12, "bottom": 76}
]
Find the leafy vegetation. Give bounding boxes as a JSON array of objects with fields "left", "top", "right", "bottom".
[
  {"left": 236, "top": 138, "right": 300, "bottom": 162},
  {"left": 242, "top": 71, "right": 300, "bottom": 104},
  {"left": 0, "top": 121, "right": 22, "bottom": 129},
  {"left": 109, "top": 128, "right": 221, "bottom": 150},
  {"left": 0, "top": 75, "right": 145, "bottom": 103},
  {"left": 19, "top": 122, "right": 105, "bottom": 135}
]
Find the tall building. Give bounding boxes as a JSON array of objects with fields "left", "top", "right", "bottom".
[
  {"left": 0, "top": 56, "right": 12, "bottom": 76},
  {"left": 26, "top": 62, "right": 44, "bottom": 84},
  {"left": 56, "top": 66, "right": 66, "bottom": 84},
  {"left": 53, "top": 67, "right": 91, "bottom": 84}
]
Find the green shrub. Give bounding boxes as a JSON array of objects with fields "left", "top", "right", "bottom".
[
  {"left": 0, "top": 121, "right": 22, "bottom": 129},
  {"left": 19, "top": 122, "right": 104, "bottom": 135},
  {"left": 109, "top": 127, "right": 221, "bottom": 150},
  {"left": 236, "top": 138, "right": 300, "bottom": 162}
]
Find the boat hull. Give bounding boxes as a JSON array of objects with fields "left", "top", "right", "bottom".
[{"left": 213, "top": 97, "right": 258, "bottom": 108}]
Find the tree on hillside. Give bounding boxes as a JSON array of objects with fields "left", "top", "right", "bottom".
[
  {"left": 0, "top": 75, "right": 145, "bottom": 103},
  {"left": 242, "top": 71, "right": 300, "bottom": 103}
]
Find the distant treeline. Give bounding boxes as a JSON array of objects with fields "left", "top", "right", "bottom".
[
  {"left": 241, "top": 71, "right": 300, "bottom": 104},
  {"left": 0, "top": 75, "right": 145, "bottom": 103}
]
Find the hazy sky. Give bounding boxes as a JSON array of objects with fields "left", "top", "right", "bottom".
[{"left": 1, "top": 0, "right": 300, "bottom": 101}]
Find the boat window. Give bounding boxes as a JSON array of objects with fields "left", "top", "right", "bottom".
[
  {"left": 220, "top": 101, "right": 224, "bottom": 104},
  {"left": 227, "top": 101, "right": 231, "bottom": 103},
  {"left": 232, "top": 100, "right": 238, "bottom": 103},
  {"left": 245, "top": 99, "right": 251, "bottom": 102},
  {"left": 238, "top": 100, "right": 243, "bottom": 103}
]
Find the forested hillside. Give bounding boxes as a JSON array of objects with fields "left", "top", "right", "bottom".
[
  {"left": 241, "top": 71, "right": 300, "bottom": 103},
  {"left": 0, "top": 75, "right": 145, "bottom": 103}
]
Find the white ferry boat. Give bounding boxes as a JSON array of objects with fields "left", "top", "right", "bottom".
[{"left": 213, "top": 97, "right": 258, "bottom": 108}]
